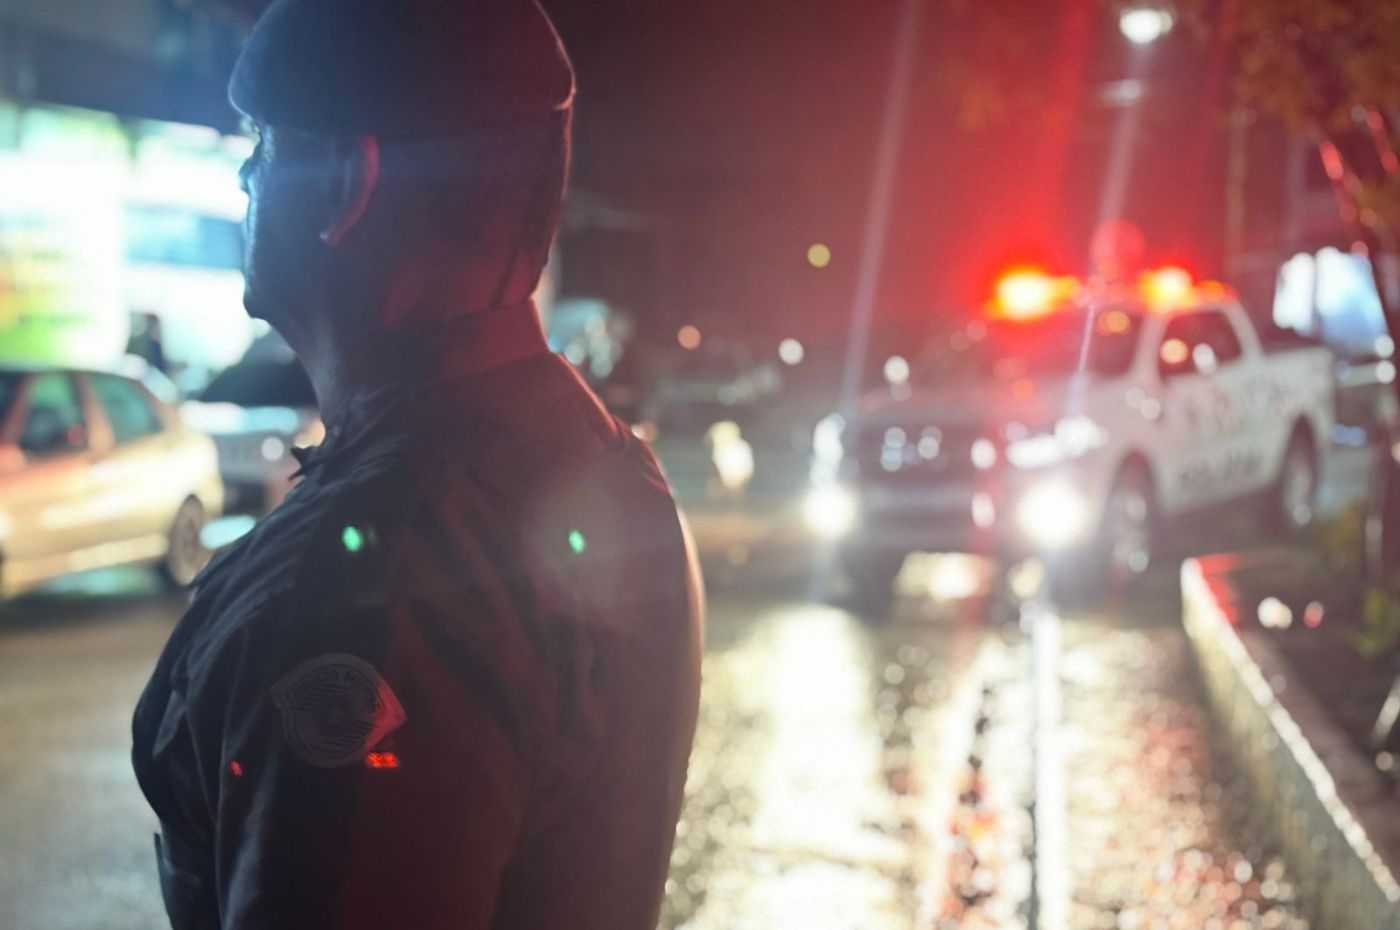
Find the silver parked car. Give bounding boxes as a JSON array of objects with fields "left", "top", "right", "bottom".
[
  {"left": 180, "top": 339, "right": 323, "bottom": 519},
  {"left": 0, "top": 362, "right": 224, "bottom": 597}
]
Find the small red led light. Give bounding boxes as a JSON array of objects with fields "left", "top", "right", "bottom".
[
  {"left": 229, "top": 760, "right": 244, "bottom": 778},
  {"left": 366, "top": 752, "right": 400, "bottom": 770}
]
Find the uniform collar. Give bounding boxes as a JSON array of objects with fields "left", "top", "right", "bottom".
[{"left": 290, "top": 300, "right": 551, "bottom": 480}]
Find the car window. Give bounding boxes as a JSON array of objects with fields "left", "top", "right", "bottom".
[
  {"left": 1159, "top": 310, "right": 1243, "bottom": 377},
  {"left": 20, "top": 373, "right": 87, "bottom": 457},
  {"left": 0, "top": 373, "right": 19, "bottom": 427},
  {"left": 91, "top": 374, "right": 163, "bottom": 445}
]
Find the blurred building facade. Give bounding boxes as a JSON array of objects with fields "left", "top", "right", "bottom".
[
  {"left": 1228, "top": 118, "right": 1396, "bottom": 361},
  {"left": 0, "top": 1, "right": 251, "bottom": 383},
  {"left": 0, "top": 0, "right": 241, "bottom": 130}
]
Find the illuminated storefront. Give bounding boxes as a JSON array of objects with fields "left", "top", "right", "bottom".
[{"left": 0, "top": 101, "right": 253, "bottom": 380}]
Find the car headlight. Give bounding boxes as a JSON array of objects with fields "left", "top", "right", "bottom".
[
  {"left": 1017, "top": 480, "right": 1091, "bottom": 550},
  {"left": 1005, "top": 415, "right": 1106, "bottom": 469},
  {"left": 810, "top": 413, "right": 847, "bottom": 483},
  {"left": 805, "top": 485, "right": 858, "bottom": 539}
]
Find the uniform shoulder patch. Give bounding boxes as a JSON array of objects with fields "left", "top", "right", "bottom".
[{"left": 270, "top": 654, "right": 407, "bottom": 768}]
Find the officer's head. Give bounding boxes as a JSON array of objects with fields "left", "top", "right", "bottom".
[{"left": 229, "top": 0, "right": 574, "bottom": 333}]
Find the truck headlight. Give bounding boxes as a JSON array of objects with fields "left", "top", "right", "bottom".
[
  {"left": 805, "top": 485, "right": 858, "bottom": 539},
  {"left": 810, "top": 413, "right": 847, "bottom": 483},
  {"left": 1017, "top": 480, "right": 1090, "bottom": 550}
]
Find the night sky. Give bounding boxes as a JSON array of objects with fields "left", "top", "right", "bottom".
[
  {"left": 540, "top": 1, "right": 1229, "bottom": 353},
  {"left": 214, "top": 1, "right": 1232, "bottom": 355}
]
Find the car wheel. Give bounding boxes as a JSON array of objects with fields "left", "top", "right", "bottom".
[
  {"left": 1274, "top": 430, "right": 1318, "bottom": 535},
  {"left": 161, "top": 498, "right": 209, "bottom": 589}
]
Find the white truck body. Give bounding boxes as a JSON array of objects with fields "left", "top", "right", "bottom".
[{"left": 813, "top": 291, "right": 1335, "bottom": 564}]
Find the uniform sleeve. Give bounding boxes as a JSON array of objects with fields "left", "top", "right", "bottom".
[{"left": 202, "top": 542, "right": 536, "bottom": 929}]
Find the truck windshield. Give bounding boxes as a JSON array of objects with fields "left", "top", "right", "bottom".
[{"left": 920, "top": 309, "right": 1143, "bottom": 383}]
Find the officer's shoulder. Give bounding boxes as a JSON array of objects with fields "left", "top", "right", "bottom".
[{"left": 286, "top": 466, "right": 418, "bottom": 602}]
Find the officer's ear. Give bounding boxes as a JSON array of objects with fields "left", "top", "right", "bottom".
[{"left": 320, "top": 136, "right": 381, "bottom": 248}]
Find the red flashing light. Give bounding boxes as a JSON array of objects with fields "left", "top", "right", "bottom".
[
  {"left": 1194, "top": 280, "right": 1234, "bottom": 302},
  {"left": 1141, "top": 266, "right": 1194, "bottom": 309},
  {"left": 229, "top": 760, "right": 244, "bottom": 778},
  {"left": 991, "top": 268, "right": 1078, "bottom": 320},
  {"left": 1139, "top": 266, "right": 1236, "bottom": 310}
]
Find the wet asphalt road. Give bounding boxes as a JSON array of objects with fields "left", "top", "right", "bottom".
[
  {"left": 0, "top": 570, "right": 182, "bottom": 930},
  {"left": 1, "top": 554, "right": 1309, "bottom": 930}
]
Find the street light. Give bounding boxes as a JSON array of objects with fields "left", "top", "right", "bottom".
[{"left": 1119, "top": 7, "right": 1174, "bottom": 46}]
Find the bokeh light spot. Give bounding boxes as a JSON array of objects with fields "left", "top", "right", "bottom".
[{"left": 778, "top": 338, "right": 805, "bottom": 366}]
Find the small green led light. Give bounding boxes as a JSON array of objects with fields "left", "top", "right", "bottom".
[
  {"left": 568, "top": 530, "right": 587, "bottom": 555},
  {"left": 342, "top": 525, "right": 365, "bottom": 554}
]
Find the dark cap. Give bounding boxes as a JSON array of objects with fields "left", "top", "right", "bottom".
[{"left": 229, "top": 0, "right": 576, "bottom": 136}]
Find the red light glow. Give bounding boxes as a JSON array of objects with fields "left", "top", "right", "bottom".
[
  {"left": 1140, "top": 266, "right": 1194, "bottom": 309},
  {"left": 991, "top": 268, "right": 1078, "bottom": 320},
  {"left": 366, "top": 752, "right": 401, "bottom": 770}
]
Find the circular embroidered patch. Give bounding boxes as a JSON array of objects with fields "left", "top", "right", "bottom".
[{"left": 270, "top": 654, "right": 407, "bottom": 768}]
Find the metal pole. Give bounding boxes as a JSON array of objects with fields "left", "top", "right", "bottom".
[{"left": 837, "top": 0, "right": 923, "bottom": 421}]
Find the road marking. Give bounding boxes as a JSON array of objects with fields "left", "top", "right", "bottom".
[{"left": 1027, "top": 600, "right": 1070, "bottom": 930}]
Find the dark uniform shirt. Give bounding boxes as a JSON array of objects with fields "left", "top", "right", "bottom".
[{"left": 132, "top": 352, "right": 703, "bottom": 930}]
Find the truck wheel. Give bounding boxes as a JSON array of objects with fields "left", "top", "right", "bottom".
[
  {"left": 1048, "top": 462, "right": 1155, "bottom": 609},
  {"left": 161, "top": 498, "right": 209, "bottom": 589},
  {"left": 843, "top": 551, "right": 905, "bottom": 617},
  {"left": 1101, "top": 461, "right": 1157, "bottom": 584},
  {"left": 1273, "top": 430, "right": 1318, "bottom": 535}
]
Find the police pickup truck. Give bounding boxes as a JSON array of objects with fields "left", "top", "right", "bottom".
[{"left": 805, "top": 268, "right": 1335, "bottom": 601}]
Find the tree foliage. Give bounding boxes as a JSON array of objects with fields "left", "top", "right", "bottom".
[{"left": 1185, "top": 0, "right": 1400, "bottom": 245}]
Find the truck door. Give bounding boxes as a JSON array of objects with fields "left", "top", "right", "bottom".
[{"left": 1155, "top": 309, "right": 1254, "bottom": 510}]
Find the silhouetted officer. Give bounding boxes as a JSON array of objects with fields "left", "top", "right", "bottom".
[{"left": 132, "top": 3, "right": 704, "bottom": 927}]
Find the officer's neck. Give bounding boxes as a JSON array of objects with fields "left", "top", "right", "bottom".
[{"left": 298, "top": 299, "right": 552, "bottom": 436}]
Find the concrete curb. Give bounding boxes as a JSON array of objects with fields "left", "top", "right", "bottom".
[{"left": 1182, "top": 555, "right": 1400, "bottom": 930}]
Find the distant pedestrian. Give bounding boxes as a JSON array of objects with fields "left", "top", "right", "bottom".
[
  {"left": 129, "top": 313, "right": 169, "bottom": 374},
  {"left": 132, "top": 2, "right": 704, "bottom": 927}
]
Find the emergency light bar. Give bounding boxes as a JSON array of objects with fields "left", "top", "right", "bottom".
[{"left": 988, "top": 265, "right": 1235, "bottom": 319}]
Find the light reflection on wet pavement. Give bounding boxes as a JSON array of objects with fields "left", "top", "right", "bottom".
[
  {"left": 663, "top": 591, "right": 986, "bottom": 930},
  {"left": 663, "top": 562, "right": 1312, "bottom": 930},
  {"left": 0, "top": 561, "right": 1318, "bottom": 930},
  {"left": 1059, "top": 612, "right": 1309, "bottom": 930}
]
